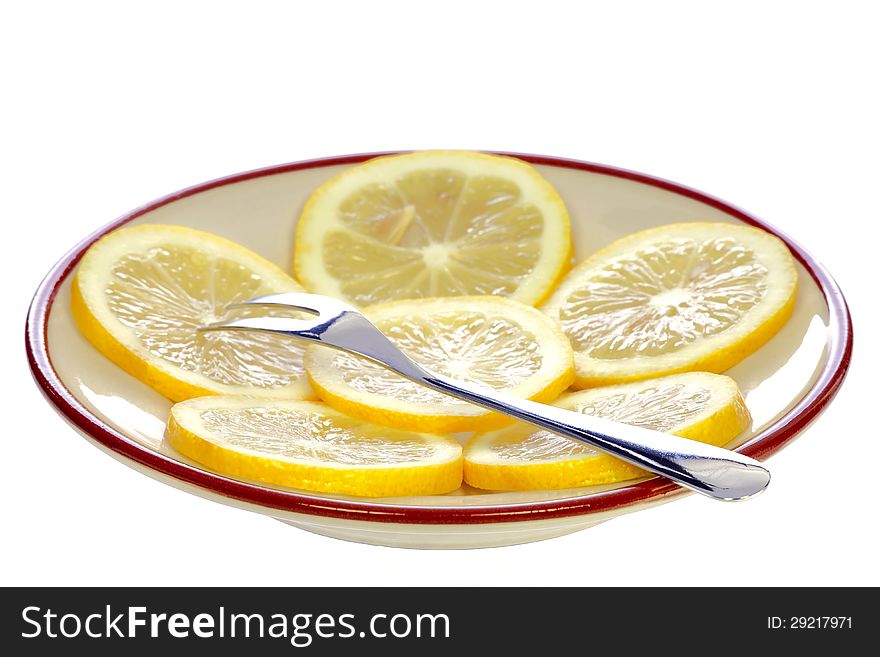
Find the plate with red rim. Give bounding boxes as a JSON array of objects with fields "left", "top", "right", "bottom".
[{"left": 26, "top": 152, "right": 853, "bottom": 549}]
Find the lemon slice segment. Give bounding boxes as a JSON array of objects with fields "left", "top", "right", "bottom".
[
  {"left": 541, "top": 222, "right": 798, "bottom": 387},
  {"left": 464, "top": 372, "right": 751, "bottom": 491},
  {"left": 304, "top": 296, "right": 575, "bottom": 432},
  {"left": 166, "top": 397, "right": 462, "bottom": 497},
  {"left": 294, "top": 151, "right": 572, "bottom": 307},
  {"left": 72, "top": 224, "right": 313, "bottom": 401}
]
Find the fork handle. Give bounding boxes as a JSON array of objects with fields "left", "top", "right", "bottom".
[{"left": 420, "top": 372, "right": 769, "bottom": 501}]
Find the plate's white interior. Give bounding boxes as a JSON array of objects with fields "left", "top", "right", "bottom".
[{"left": 46, "top": 161, "right": 831, "bottom": 508}]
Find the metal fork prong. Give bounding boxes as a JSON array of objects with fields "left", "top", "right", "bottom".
[
  {"left": 198, "top": 315, "right": 324, "bottom": 335},
  {"left": 228, "top": 292, "right": 352, "bottom": 317}
]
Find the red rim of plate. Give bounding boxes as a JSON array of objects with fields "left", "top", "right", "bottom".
[{"left": 25, "top": 152, "right": 853, "bottom": 525}]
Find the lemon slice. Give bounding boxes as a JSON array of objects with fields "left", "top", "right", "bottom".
[
  {"left": 541, "top": 222, "right": 798, "bottom": 387},
  {"left": 305, "top": 296, "right": 574, "bottom": 432},
  {"left": 294, "top": 151, "right": 572, "bottom": 307},
  {"left": 72, "top": 224, "right": 313, "bottom": 401},
  {"left": 166, "top": 397, "right": 462, "bottom": 497},
  {"left": 464, "top": 372, "right": 751, "bottom": 491}
]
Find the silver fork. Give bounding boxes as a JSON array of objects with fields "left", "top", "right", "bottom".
[{"left": 202, "top": 292, "right": 770, "bottom": 501}]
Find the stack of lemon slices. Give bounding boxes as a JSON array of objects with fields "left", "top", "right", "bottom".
[{"left": 72, "top": 151, "right": 798, "bottom": 498}]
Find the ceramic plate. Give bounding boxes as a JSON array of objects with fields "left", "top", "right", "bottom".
[{"left": 27, "top": 153, "right": 852, "bottom": 548}]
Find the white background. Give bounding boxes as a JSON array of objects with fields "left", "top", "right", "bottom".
[{"left": 2, "top": 1, "right": 876, "bottom": 586}]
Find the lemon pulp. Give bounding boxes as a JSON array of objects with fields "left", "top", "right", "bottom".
[
  {"left": 305, "top": 296, "right": 574, "bottom": 432},
  {"left": 72, "top": 224, "right": 313, "bottom": 401},
  {"left": 294, "top": 151, "right": 572, "bottom": 307},
  {"left": 542, "top": 223, "right": 798, "bottom": 386},
  {"left": 465, "top": 372, "right": 752, "bottom": 490},
  {"left": 167, "top": 398, "right": 463, "bottom": 497}
]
